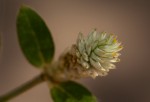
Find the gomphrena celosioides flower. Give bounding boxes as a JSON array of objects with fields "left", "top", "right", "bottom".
[
  {"left": 47, "top": 29, "right": 123, "bottom": 80},
  {"left": 75, "top": 30, "right": 123, "bottom": 78}
]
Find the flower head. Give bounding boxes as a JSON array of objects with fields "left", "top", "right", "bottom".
[
  {"left": 47, "top": 29, "right": 123, "bottom": 80},
  {"left": 75, "top": 30, "right": 123, "bottom": 78}
]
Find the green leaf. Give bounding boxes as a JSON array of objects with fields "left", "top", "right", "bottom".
[
  {"left": 17, "top": 5, "right": 55, "bottom": 68},
  {"left": 51, "top": 81, "right": 97, "bottom": 102}
]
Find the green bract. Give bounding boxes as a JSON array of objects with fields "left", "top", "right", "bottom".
[
  {"left": 51, "top": 81, "right": 97, "bottom": 102},
  {"left": 17, "top": 6, "right": 55, "bottom": 68}
]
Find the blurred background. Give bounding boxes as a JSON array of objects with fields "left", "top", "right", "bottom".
[{"left": 0, "top": 0, "right": 150, "bottom": 102}]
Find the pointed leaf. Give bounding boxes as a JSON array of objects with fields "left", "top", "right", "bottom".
[
  {"left": 51, "top": 81, "right": 97, "bottom": 102},
  {"left": 17, "top": 6, "right": 55, "bottom": 68}
]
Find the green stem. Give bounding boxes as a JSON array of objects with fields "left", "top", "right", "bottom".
[{"left": 0, "top": 73, "right": 46, "bottom": 102}]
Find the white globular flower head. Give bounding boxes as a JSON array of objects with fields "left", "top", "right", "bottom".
[
  {"left": 46, "top": 29, "right": 123, "bottom": 81},
  {"left": 75, "top": 29, "right": 123, "bottom": 78}
]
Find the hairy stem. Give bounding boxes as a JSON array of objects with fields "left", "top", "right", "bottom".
[{"left": 0, "top": 73, "right": 46, "bottom": 102}]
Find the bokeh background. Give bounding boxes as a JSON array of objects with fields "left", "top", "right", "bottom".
[{"left": 0, "top": 0, "right": 150, "bottom": 102}]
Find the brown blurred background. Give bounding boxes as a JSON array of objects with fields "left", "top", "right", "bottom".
[{"left": 0, "top": 0, "right": 150, "bottom": 102}]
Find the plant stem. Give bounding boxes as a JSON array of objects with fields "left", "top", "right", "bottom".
[{"left": 0, "top": 73, "right": 46, "bottom": 102}]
